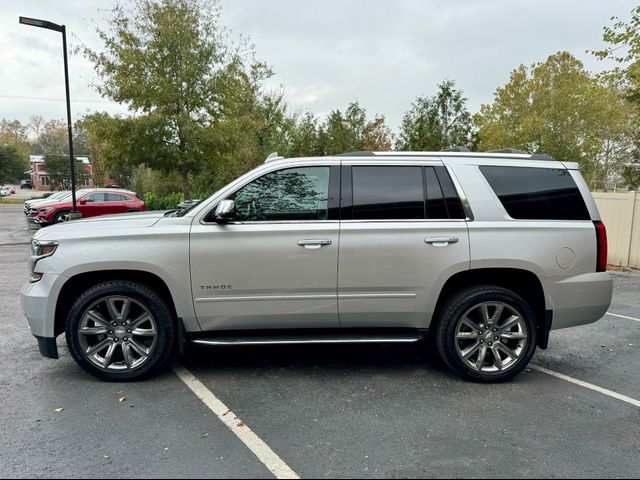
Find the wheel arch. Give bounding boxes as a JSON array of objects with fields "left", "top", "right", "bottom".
[
  {"left": 54, "top": 270, "right": 179, "bottom": 337},
  {"left": 433, "top": 268, "right": 550, "bottom": 349}
]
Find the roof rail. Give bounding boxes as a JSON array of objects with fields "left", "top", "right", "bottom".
[
  {"left": 337, "top": 151, "right": 375, "bottom": 156},
  {"left": 530, "top": 153, "right": 554, "bottom": 160},
  {"left": 487, "top": 148, "right": 528, "bottom": 154},
  {"left": 264, "top": 152, "right": 285, "bottom": 163},
  {"left": 444, "top": 146, "right": 471, "bottom": 152}
]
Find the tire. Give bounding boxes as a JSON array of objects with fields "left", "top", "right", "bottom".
[
  {"left": 434, "top": 285, "right": 537, "bottom": 383},
  {"left": 54, "top": 211, "right": 70, "bottom": 224},
  {"left": 65, "top": 280, "right": 175, "bottom": 381}
]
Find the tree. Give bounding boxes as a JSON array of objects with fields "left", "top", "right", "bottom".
[
  {"left": 80, "top": 0, "right": 272, "bottom": 199},
  {"left": 36, "top": 119, "right": 69, "bottom": 155},
  {"left": 0, "top": 119, "right": 31, "bottom": 160},
  {"left": 475, "top": 52, "right": 634, "bottom": 188},
  {"left": 314, "top": 101, "right": 393, "bottom": 155},
  {"left": 591, "top": 5, "right": 640, "bottom": 103},
  {"left": 397, "top": 79, "right": 474, "bottom": 151},
  {"left": 0, "top": 147, "right": 26, "bottom": 185},
  {"left": 43, "top": 155, "right": 85, "bottom": 190}
]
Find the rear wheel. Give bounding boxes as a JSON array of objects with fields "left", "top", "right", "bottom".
[
  {"left": 434, "top": 285, "right": 537, "bottom": 383},
  {"left": 66, "top": 280, "right": 175, "bottom": 381}
]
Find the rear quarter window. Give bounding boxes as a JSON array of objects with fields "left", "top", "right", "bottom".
[{"left": 480, "top": 166, "right": 590, "bottom": 220}]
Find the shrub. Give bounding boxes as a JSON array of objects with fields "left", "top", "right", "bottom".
[{"left": 143, "top": 192, "right": 184, "bottom": 211}]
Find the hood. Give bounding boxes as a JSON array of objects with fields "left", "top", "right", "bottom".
[{"left": 35, "top": 211, "right": 167, "bottom": 240}]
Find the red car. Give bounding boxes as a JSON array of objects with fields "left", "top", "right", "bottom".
[{"left": 29, "top": 188, "right": 145, "bottom": 225}]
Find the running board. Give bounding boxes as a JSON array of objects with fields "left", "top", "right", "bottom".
[{"left": 192, "top": 332, "right": 424, "bottom": 347}]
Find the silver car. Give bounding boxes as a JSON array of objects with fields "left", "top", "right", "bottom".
[{"left": 21, "top": 151, "right": 612, "bottom": 382}]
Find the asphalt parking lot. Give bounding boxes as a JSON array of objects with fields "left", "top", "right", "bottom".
[{"left": 1, "top": 203, "right": 639, "bottom": 479}]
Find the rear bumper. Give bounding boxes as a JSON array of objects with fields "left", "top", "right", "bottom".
[{"left": 544, "top": 272, "right": 613, "bottom": 330}]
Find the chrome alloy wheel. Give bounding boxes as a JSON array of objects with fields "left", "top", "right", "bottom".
[
  {"left": 454, "top": 302, "right": 529, "bottom": 374},
  {"left": 56, "top": 213, "right": 69, "bottom": 223},
  {"left": 77, "top": 296, "right": 158, "bottom": 372}
]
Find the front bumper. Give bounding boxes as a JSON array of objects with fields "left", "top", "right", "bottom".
[
  {"left": 35, "top": 336, "right": 59, "bottom": 359},
  {"left": 21, "top": 273, "right": 66, "bottom": 358}
]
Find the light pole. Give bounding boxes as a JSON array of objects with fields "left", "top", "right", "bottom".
[{"left": 19, "top": 16, "right": 81, "bottom": 219}]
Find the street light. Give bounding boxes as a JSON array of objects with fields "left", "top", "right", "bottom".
[{"left": 19, "top": 16, "right": 81, "bottom": 219}]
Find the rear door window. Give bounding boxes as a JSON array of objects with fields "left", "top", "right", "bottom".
[
  {"left": 351, "top": 166, "right": 424, "bottom": 220},
  {"left": 480, "top": 166, "right": 590, "bottom": 220}
]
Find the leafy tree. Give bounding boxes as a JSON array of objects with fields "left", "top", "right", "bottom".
[
  {"left": 397, "top": 79, "right": 474, "bottom": 151},
  {"left": 591, "top": 5, "right": 640, "bottom": 103},
  {"left": 0, "top": 119, "right": 31, "bottom": 160},
  {"left": 475, "top": 52, "right": 633, "bottom": 187},
  {"left": 0, "top": 146, "right": 26, "bottom": 185},
  {"left": 36, "top": 119, "right": 69, "bottom": 155},
  {"left": 43, "top": 155, "right": 85, "bottom": 189},
  {"left": 80, "top": 0, "right": 272, "bottom": 199},
  {"left": 314, "top": 101, "right": 394, "bottom": 155}
]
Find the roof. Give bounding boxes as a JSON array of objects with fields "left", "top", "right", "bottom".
[{"left": 29, "top": 155, "right": 90, "bottom": 164}]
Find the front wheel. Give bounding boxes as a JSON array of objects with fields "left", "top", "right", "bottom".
[
  {"left": 54, "top": 211, "right": 70, "bottom": 223},
  {"left": 434, "top": 286, "right": 537, "bottom": 383},
  {"left": 65, "top": 280, "right": 175, "bottom": 381}
]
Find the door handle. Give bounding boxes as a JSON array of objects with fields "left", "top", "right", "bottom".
[
  {"left": 297, "top": 239, "right": 332, "bottom": 250},
  {"left": 424, "top": 237, "right": 459, "bottom": 247}
]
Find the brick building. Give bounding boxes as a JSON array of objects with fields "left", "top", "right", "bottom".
[{"left": 28, "top": 155, "right": 94, "bottom": 192}]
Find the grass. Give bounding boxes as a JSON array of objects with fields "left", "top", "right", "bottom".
[{"left": 0, "top": 198, "right": 26, "bottom": 205}]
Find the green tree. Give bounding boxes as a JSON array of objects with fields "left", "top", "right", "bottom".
[
  {"left": 0, "top": 119, "right": 31, "bottom": 160},
  {"left": 397, "top": 79, "right": 474, "bottom": 151},
  {"left": 43, "top": 155, "right": 85, "bottom": 190},
  {"left": 591, "top": 5, "right": 640, "bottom": 103},
  {"left": 0, "top": 146, "right": 26, "bottom": 185},
  {"left": 314, "top": 101, "right": 393, "bottom": 155},
  {"left": 475, "top": 52, "right": 633, "bottom": 187},
  {"left": 36, "top": 119, "right": 69, "bottom": 155},
  {"left": 80, "top": 0, "right": 272, "bottom": 199}
]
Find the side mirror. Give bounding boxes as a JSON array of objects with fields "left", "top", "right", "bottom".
[
  {"left": 79, "top": 199, "right": 87, "bottom": 205},
  {"left": 214, "top": 199, "right": 236, "bottom": 223}
]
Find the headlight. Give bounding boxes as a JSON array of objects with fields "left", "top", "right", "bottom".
[
  {"left": 39, "top": 207, "right": 54, "bottom": 213},
  {"left": 29, "top": 239, "right": 59, "bottom": 282}
]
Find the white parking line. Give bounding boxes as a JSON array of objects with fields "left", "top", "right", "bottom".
[
  {"left": 170, "top": 361, "right": 300, "bottom": 480},
  {"left": 531, "top": 365, "right": 640, "bottom": 408},
  {"left": 606, "top": 311, "right": 640, "bottom": 323}
]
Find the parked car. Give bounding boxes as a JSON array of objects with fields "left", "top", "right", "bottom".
[
  {"left": 9, "top": 186, "right": 16, "bottom": 194},
  {"left": 20, "top": 180, "right": 33, "bottom": 189},
  {"left": 0, "top": 187, "right": 10, "bottom": 197},
  {"left": 24, "top": 191, "right": 71, "bottom": 216},
  {"left": 27, "top": 188, "right": 145, "bottom": 225},
  {"left": 21, "top": 150, "right": 612, "bottom": 383}
]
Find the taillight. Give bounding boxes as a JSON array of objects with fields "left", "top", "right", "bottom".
[{"left": 594, "top": 221, "right": 608, "bottom": 272}]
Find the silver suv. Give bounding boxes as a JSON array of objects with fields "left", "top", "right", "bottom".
[{"left": 21, "top": 151, "right": 613, "bottom": 382}]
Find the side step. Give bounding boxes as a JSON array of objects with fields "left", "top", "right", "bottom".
[{"left": 191, "top": 330, "right": 426, "bottom": 347}]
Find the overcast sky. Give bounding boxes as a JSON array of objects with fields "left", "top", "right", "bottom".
[{"left": 0, "top": 0, "right": 634, "bottom": 132}]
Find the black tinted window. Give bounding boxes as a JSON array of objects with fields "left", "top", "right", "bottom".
[
  {"left": 435, "top": 167, "right": 466, "bottom": 219},
  {"left": 481, "top": 166, "right": 590, "bottom": 220},
  {"left": 233, "top": 167, "right": 330, "bottom": 221},
  {"left": 425, "top": 167, "right": 449, "bottom": 219},
  {"left": 352, "top": 166, "right": 424, "bottom": 220}
]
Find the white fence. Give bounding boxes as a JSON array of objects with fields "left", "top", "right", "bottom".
[{"left": 593, "top": 192, "right": 640, "bottom": 268}]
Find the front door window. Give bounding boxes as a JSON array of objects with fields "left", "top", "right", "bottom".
[{"left": 232, "top": 167, "right": 330, "bottom": 222}]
